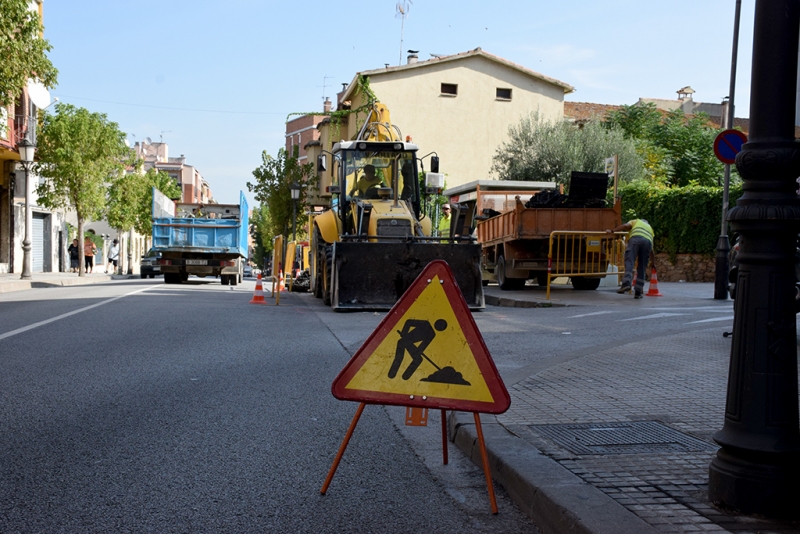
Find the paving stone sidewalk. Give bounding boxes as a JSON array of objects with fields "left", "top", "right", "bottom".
[{"left": 453, "top": 290, "right": 800, "bottom": 533}]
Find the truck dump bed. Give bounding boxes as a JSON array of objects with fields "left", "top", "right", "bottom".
[{"left": 478, "top": 197, "right": 621, "bottom": 244}]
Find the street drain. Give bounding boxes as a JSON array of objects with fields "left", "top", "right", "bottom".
[{"left": 528, "top": 421, "right": 717, "bottom": 455}]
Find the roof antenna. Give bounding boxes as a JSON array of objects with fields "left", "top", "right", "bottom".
[{"left": 395, "top": 1, "right": 412, "bottom": 66}]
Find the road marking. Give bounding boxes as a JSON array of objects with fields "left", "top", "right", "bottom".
[
  {"left": 685, "top": 316, "right": 735, "bottom": 324},
  {"left": 648, "top": 306, "right": 732, "bottom": 311},
  {"left": 620, "top": 313, "right": 689, "bottom": 321},
  {"left": 567, "top": 311, "right": 616, "bottom": 319},
  {"left": 0, "top": 286, "right": 154, "bottom": 342}
]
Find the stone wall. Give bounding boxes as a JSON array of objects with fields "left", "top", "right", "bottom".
[{"left": 653, "top": 253, "right": 716, "bottom": 283}]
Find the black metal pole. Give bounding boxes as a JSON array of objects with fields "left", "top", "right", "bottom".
[
  {"left": 714, "top": 0, "right": 742, "bottom": 300},
  {"left": 708, "top": 0, "right": 800, "bottom": 518}
]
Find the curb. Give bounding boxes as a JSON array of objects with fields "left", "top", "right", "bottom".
[
  {"left": 449, "top": 411, "right": 657, "bottom": 534},
  {"left": 484, "top": 294, "right": 565, "bottom": 308},
  {"left": 31, "top": 275, "right": 112, "bottom": 288}
]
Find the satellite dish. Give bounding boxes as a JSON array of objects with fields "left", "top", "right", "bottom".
[{"left": 144, "top": 137, "right": 152, "bottom": 145}]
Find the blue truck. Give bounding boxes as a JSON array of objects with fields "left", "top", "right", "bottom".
[{"left": 151, "top": 189, "right": 249, "bottom": 286}]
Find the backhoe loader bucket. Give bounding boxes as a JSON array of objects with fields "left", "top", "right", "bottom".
[{"left": 331, "top": 242, "right": 484, "bottom": 311}]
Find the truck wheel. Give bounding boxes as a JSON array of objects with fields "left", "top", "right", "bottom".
[
  {"left": 140, "top": 273, "right": 146, "bottom": 279},
  {"left": 165, "top": 273, "right": 179, "bottom": 284},
  {"left": 571, "top": 277, "right": 601, "bottom": 290},
  {"left": 497, "top": 255, "right": 525, "bottom": 290},
  {"left": 536, "top": 273, "right": 549, "bottom": 287},
  {"left": 221, "top": 275, "right": 229, "bottom": 286},
  {"left": 322, "top": 246, "right": 333, "bottom": 306},
  {"left": 231, "top": 275, "right": 239, "bottom": 286}
]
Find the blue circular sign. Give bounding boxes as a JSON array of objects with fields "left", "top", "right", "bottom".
[{"left": 713, "top": 129, "right": 748, "bottom": 164}]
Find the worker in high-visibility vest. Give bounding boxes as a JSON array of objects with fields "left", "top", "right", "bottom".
[
  {"left": 607, "top": 219, "right": 654, "bottom": 299},
  {"left": 438, "top": 204, "right": 451, "bottom": 239}
]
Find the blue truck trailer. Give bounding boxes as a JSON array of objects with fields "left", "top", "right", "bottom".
[{"left": 151, "top": 189, "right": 249, "bottom": 285}]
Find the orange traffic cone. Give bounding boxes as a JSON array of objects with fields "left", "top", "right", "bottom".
[
  {"left": 646, "top": 267, "right": 663, "bottom": 297},
  {"left": 249, "top": 273, "right": 269, "bottom": 305},
  {"left": 278, "top": 270, "right": 286, "bottom": 292}
]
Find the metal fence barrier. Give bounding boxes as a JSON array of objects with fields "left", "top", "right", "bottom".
[{"left": 545, "top": 231, "right": 627, "bottom": 299}]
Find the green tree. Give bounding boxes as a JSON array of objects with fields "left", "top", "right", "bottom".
[
  {"left": 492, "top": 113, "right": 644, "bottom": 188},
  {"left": 247, "top": 147, "right": 314, "bottom": 243},
  {"left": 249, "top": 203, "right": 272, "bottom": 268},
  {"left": 35, "top": 103, "right": 129, "bottom": 275},
  {"left": 0, "top": 0, "right": 58, "bottom": 108},
  {"left": 605, "top": 102, "right": 727, "bottom": 187},
  {"left": 108, "top": 166, "right": 180, "bottom": 237}
]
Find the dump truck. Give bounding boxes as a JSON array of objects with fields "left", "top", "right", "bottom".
[
  {"left": 305, "top": 102, "right": 483, "bottom": 311},
  {"left": 151, "top": 188, "right": 248, "bottom": 285},
  {"left": 444, "top": 173, "right": 622, "bottom": 290}
]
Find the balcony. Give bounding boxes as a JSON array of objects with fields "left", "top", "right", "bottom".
[{"left": 0, "top": 113, "right": 36, "bottom": 148}]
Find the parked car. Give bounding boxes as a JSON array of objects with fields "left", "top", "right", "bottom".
[
  {"left": 140, "top": 248, "right": 162, "bottom": 278},
  {"left": 243, "top": 265, "right": 254, "bottom": 278}
]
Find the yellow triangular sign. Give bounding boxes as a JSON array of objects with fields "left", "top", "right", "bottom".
[{"left": 332, "top": 260, "right": 510, "bottom": 414}]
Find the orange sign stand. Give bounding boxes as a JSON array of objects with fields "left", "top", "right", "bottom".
[{"left": 320, "top": 260, "right": 510, "bottom": 514}]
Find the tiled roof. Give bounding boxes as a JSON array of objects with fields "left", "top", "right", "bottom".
[{"left": 340, "top": 47, "right": 575, "bottom": 103}]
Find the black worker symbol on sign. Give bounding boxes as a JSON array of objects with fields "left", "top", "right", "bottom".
[{"left": 388, "top": 318, "right": 471, "bottom": 385}]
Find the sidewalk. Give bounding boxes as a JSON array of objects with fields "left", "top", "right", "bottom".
[
  {"left": 0, "top": 271, "right": 123, "bottom": 293},
  {"left": 452, "top": 282, "right": 800, "bottom": 533}
]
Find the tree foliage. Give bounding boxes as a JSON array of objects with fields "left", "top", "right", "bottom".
[
  {"left": 248, "top": 203, "right": 272, "bottom": 268},
  {"left": 107, "top": 166, "right": 181, "bottom": 236},
  {"left": 0, "top": 0, "right": 58, "bottom": 108},
  {"left": 492, "top": 113, "right": 644, "bottom": 187},
  {"left": 34, "top": 103, "right": 129, "bottom": 275},
  {"left": 247, "top": 147, "right": 314, "bottom": 242},
  {"left": 605, "top": 103, "right": 728, "bottom": 187}
]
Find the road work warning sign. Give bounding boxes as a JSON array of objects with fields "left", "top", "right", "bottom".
[{"left": 332, "top": 260, "right": 510, "bottom": 414}]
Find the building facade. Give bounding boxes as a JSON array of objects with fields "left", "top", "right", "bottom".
[
  {"left": 132, "top": 141, "right": 213, "bottom": 204},
  {"left": 327, "top": 48, "right": 574, "bottom": 190}
]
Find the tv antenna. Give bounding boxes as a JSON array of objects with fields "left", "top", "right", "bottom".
[
  {"left": 319, "top": 75, "right": 334, "bottom": 102},
  {"left": 395, "top": 0, "right": 412, "bottom": 65},
  {"left": 160, "top": 131, "right": 171, "bottom": 142}
]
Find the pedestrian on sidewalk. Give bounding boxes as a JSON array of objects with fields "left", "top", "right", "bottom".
[
  {"left": 83, "top": 237, "right": 97, "bottom": 274},
  {"left": 607, "top": 219, "right": 654, "bottom": 299},
  {"left": 68, "top": 239, "right": 80, "bottom": 273},
  {"left": 106, "top": 239, "right": 119, "bottom": 274}
]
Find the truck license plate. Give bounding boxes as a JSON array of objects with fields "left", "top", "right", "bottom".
[
  {"left": 185, "top": 259, "right": 207, "bottom": 265},
  {"left": 153, "top": 266, "right": 160, "bottom": 271}
]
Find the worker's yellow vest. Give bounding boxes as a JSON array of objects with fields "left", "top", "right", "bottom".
[{"left": 629, "top": 220, "right": 654, "bottom": 243}]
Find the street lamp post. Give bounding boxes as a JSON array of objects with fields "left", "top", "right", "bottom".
[
  {"left": 17, "top": 139, "right": 35, "bottom": 281},
  {"left": 290, "top": 182, "right": 300, "bottom": 242},
  {"left": 708, "top": 0, "right": 800, "bottom": 518}
]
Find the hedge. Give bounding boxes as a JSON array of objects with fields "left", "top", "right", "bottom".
[{"left": 618, "top": 182, "right": 743, "bottom": 258}]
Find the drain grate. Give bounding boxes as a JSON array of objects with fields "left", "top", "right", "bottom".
[{"left": 529, "top": 421, "right": 717, "bottom": 455}]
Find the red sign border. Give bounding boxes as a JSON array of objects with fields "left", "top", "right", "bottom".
[
  {"left": 713, "top": 129, "right": 748, "bottom": 165},
  {"left": 331, "top": 260, "right": 511, "bottom": 414}
]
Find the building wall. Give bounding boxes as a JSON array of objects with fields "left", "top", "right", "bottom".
[
  {"left": 286, "top": 114, "right": 324, "bottom": 162},
  {"left": 352, "top": 55, "right": 566, "bottom": 188}
]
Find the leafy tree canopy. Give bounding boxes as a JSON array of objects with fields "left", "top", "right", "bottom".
[
  {"left": 0, "top": 0, "right": 58, "bottom": 108},
  {"left": 247, "top": 147, "right": 314, "bottom": 242},
  {"left": 604, "top": 102, "right": 729, "bottom": 187},
  {"left": 492, "top": 113, "right": 644, "bottom": 187},
  {"left": 107, "top": 166, "right": 181, "bottom": 236},
  {"left": 249, "top": 203, "right": 272, "bottom": 267}
]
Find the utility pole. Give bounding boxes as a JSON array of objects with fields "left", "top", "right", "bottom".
[{"left": 713, "top": 0, "right": 741, "bottom": 300}]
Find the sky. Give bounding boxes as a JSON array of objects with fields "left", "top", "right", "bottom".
[{"left": 43, "top": 1, "right": 756, "bottom": 206}]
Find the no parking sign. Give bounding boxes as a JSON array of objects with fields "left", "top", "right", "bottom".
[{"left": 713, "top": 129, "right": 748, "bottom": 165}]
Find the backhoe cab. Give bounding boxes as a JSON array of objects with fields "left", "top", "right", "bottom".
[{"left": 309, "top": 103, "right": 483, "bottom": 311}]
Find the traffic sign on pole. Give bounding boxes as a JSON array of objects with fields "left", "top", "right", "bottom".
[{"left": 713, "top": 129, "right": 748, "bottom": 164}]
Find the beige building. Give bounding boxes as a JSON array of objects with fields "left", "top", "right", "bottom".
[
  {"left": 132, "top": 141, "right": 213, "bottom": 205},
  {"left": 329, "top": 48, "right": 574, "bottom": 189}
]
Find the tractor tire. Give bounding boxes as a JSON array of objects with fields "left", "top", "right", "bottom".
[
  {"left": 571, "top": 277, "right": 601, "bottom": 290},
  {"left": 322, "top": 246, "right": 333, "bottom": 306},
  {"left": 497, "top": 255, "right": 525, "bottom": 291}
]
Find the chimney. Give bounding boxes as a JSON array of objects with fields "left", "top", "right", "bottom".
[
  {"left": 407, "top": 51, "right": 418, "bottom": 64},
  {"left": 323, "top": 97, "right": 331, "bottom": 113}
]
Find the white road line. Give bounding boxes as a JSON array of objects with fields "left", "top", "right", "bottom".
[
  {"left": 0, "top": 286, "right": 154, "bottom": 342},
  {"left": 685, "top": 316, "right": 735, "bottom": 324},
  {"left": 648, "top": 306, "right": 733, "bottom": 311},
  {"left": 620, "top": 313, "right": 689, "bottom": 321},
  {"left": 567, "top": 311, "right": 617, "bottom": 319}
]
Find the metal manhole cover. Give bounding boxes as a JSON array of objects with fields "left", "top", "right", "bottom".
[{"left": 529, "top": 421, "right": 717, "bottom": 455}]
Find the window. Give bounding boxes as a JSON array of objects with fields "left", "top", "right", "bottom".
[
  {"left": 496, "top": 88, "right": 512, "bottom": 101},
  {"left": 440, "top": 83, "right": 458, "bottom": 96}
]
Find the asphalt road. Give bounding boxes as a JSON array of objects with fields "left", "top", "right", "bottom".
[{"left": 0, "top": 279, "right": 539, "bottom": 533}]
